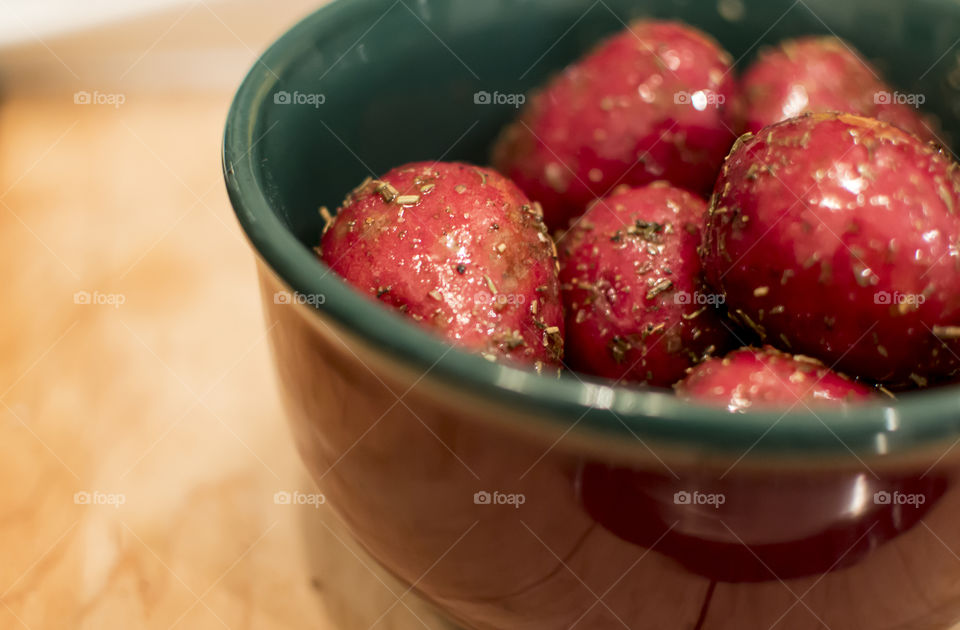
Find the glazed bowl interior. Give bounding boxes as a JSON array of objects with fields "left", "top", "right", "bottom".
[{"left": 224, "top": 0, "right": 960, "bottom": 458}]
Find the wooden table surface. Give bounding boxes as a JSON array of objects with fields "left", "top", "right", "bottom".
[{"left": 0, "top": 91, "right": 449, "bottom": 629}]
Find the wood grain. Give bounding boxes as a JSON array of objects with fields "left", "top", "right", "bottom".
[{"left": 0, "top": 92, "right": 449, "bottom": 630}]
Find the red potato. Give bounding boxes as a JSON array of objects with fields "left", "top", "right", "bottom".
[
  {"left": 676, "top": 346, "right": 873, "bottom": 411},
  {"left": 738, "top": 36, "right": 936, "bottom": 142},
  {"left": 701, "top": 113, "right": 960, "bottom": 387},
  {"left": 559, "top": 183, "right": 731, "bottom": 386},
  {"left": 492, "top": 20, "right": 739, "bottom": 231},
  {"left": 320, "top": 161, "right": 564, "bottom": 369}
]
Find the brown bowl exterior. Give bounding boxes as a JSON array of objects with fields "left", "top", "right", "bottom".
[{"left": 259, "top": 261, "right": 960, "bottom": 630}]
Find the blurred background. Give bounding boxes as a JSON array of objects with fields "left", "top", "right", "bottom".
[{"left": 0, "top": 1, "right": 449, "bottom": 628}]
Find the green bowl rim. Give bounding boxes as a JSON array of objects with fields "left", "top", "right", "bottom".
[{"left": 222, "top": 0, "right": 960, "bottom": 457}]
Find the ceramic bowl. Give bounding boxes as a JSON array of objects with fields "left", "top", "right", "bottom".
[{"left": 224, "top": 1, "right": 960, "bottom": 627}]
